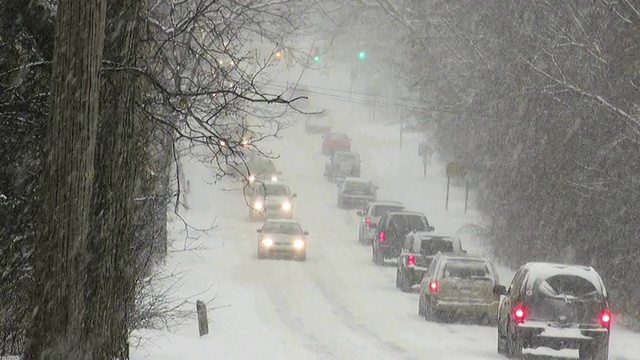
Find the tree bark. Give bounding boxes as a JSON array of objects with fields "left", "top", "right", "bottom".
[
  {"left": 85, "top": 0, "right": 145, "bottom": 358},
  {"left": 27, "top": 0, "right": 107, "bottom": 359}
]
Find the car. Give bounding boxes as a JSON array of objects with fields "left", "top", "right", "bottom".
[
  {"left": 321, "top": 132, "right": 351, "bottom": 156},
  {"left": 232, "top": 156, "right": 282, "bottom": 185},
  {"left": 495, "top": 262, "right": 611, "bottom": 359},
  {"left": 305, "top": 117, "right": 332, "bottom": 134},
  {"left": 324, "top": 151, "right": 360, "bottom": 182},
  {"left": 248, "top": 181, "right": 297, "bottom": 220},
  {"left": 371, "top": 211, "right": 434, "bottom": 265},
  {"left": 418, "top": 252, "right": 501, "bottom": 325},
  {"left": 337, "top": 177, "right": 377, "bottom": 209},
  {"left": 256, "top": 219, "right": 308, "bottom": 261},
  {"left": 396, "top": 232, "right": 465, "bottom": 292},
  {"left": 356, "top": 201, "right": 406, "bottom": 245}
]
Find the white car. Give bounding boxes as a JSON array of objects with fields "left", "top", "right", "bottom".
[
  {"left": 357, "top": 201, "right": 406, "bottom": 244},
  {"left": 248, "top": 181, "right": 297, "bottom": 220},
  {"left": 256, "top": 219, "right": 308, "bottom": 261}
]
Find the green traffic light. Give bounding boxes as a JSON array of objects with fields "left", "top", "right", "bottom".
[
  {"left": 358, "top": 51, "right": 366, "bottom": 60},
  {"left": 313, "top": 55, "right": 320, "bottom": 62}
]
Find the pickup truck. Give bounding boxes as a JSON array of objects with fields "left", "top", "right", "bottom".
[
  {"left": 337, "top": 177, "right": 377, "bottom": 209},
  {"left": 396, "top": 232, "right": 464, "bottom": 292},
  {"left": 325, "top": 151, "right": 361, "bottom": 182}
]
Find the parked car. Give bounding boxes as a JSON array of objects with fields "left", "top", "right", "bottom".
[
  {"left": 357, "top": 201, "right": 406, "bottom": 245},
  {"left": 305, "top": 117, "right": 332, "bottom": 134},
  {"left": 248, "top": 181, "right": 297, "bottom": 220},
  {"left": 418, "top": 252, "right": 501, "bottom": 325},
  {"left": 322, "top": 132, "right": 351, "bottom": 156},
  {"left": 371, "top": 211, "right": 434, "bottom": 265},
  {"left": 396, "top": 232, "right": 464, "bottom": 292},
  {"left": 337, "top": 177, "right": 377, "bottom": 209},
  {"left": 495, "top": 262, "right": 611, "bottom": 359},
  {"left": 256, "top": 219, "right": 308, "bottom": 261},
  {"left": 325, "top": 151, "right": 360, "bottom": 181}
]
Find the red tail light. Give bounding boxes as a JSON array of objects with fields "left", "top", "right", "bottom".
[
  {"left": 428, "top": 280, "right": 438, "bottom": 292},
  {"left": 378, "top": 231, "right": 385, "bottom": 243},
  {"left": 513, "top": 304, "right": 526, "bottom": 322},
  {"left": 407, "top": 254, "right": 415, "bottom": 266},
  {"left": 599, "top": 309, "right": 612, "bottom": 327},
  {"left": 365, "top": 217, "right": 371, "bottom": 225}
]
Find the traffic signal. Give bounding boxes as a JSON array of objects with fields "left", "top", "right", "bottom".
[
  {"left": 313, "top": 55, "right": 321, "bottom": 62},
  {"left": 358, "top": 51, "right": 366, "bottom": 60}
]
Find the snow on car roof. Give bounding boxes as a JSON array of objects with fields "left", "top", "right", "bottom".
[
  {"left": 388, "top": 210, "right": 425, "bottom": 216},
  {"left": 441, "top": 253, "right": 487, "bottom": 262},
  {"left": 370, "top": 200, "right": 404, "bottom": 206},
  {"left": 523, "top": 262, "right": 606, "bottom": 294},
  {"left": 344, "top": 177, "right": 369, "bottom": 183},
  {"left": 414, "top": 232, "right": 454, "bottom": 240},
  {"left": 263, "top": 219, "right": 301, "bottom": 225}
]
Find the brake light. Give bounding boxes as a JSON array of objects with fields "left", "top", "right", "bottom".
[
  {"left": 428, "top": 280, "right": 438, "bottom": 292},
  {"left": 513, "top": 304, "right": 526, "bottom": 322},
  {"left": 599, "top": 310, "right": 612, "bottom": 327},
  {"left": 407, "top": 254, "right": 415, "bottom": 266},
  {"left": 365, "top": 217, "right": 371, "bottom": 224},
  {"left": 378, "top": 231, "right": 385, "bottom": 243}
]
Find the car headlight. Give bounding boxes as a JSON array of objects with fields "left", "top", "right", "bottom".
[
  {"left": 271, "top": 175, "right": 278, "bottom": 182},
  {"left": 242, "top": 139, "right": 250, "bottom": 146},
  {"left": 281, "top": 201, "right": 292, "bottom": 211},
  {"left": 261, "top": 238, "right": 274, "bottom": 247},
  {"left": 248, "top": 175, "right": 256, "bottom": 182},
  {"left": 253, "top": 201, "right": 263, "bottom": 210},
  {"left": 293, "top": 239, "right": 305, "bottom": 249}
]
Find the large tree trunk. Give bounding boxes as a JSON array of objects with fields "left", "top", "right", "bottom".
[
  {"left": 85, "top": 0, "right": 145, "bottom": 358},
  {"left": 27, "top": 0, "right": 107, "bottom": 359}
]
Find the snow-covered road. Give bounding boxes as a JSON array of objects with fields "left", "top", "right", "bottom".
[{"left": 130, "top": 69, "right": 640, "bottom": 360}]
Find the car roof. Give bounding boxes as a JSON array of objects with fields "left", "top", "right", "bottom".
[
  {"left": 329, "top": 132, "right": 348, "bottom": 138},
  {"left": 522, "top": 262, "right": 604, "bottom": 283},
  {"left": 439, "top": 253, "right": 487, "bottom": 262},
  {"left": 370, "top": 201, "right": 404, "bottom": 207},
  {"left": 387, "top": 210, "right": 425, "bottom": 217},
  {"left": 344, "top": 177, "right": 370, "bottom": 183},
  {"left": 264, "top": 219, "right": 301, "bottom": 225},
  {"left": 412, "top": 232, "right": 453, "bottom": 240}
]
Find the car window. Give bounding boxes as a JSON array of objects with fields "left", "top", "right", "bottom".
[
  {"left": 509, "top": 269, "right": 527, "bottom": 295},
  {"left": 390, "top": 215, "right": 428, "bottom": 231},
  {"left": 425, "top": 255, "right": 440, "bottom": 277},
  {"left": 535, "top": 275, "right": 602, "bottom": 300},
  {"left": 263, "top": 222, "right": 302, "bottom": 235},
  {"left": 371, "top": 205, "right": 404, "bottom": 217},
  {"left": 443, "top": 260, "right": 493, "bottom": 281},
  {"left": 336, "top": 152, "right": 358, "bottom": 161},
  {"left": 345, "top": 181, "right": 370, "bottom": 191},
  {"left": 258, "top": 184, "right": 289, "bottom": 196},
  {"left": 420, "top": 238, "right": 454, "bottom": 256},
  {"left": 249, "top": 159, "right": 277, "bottom": 174}
]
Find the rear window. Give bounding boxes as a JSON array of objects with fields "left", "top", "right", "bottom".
[
  {"left": 443, "top": 260, "right": 493, "bottom": 281},
  {"left": 389, "top": 215, "right": 428, "bottom": 231},
  {"left": 345, "top": 181, "right": 369, "bottom": 191},
  {"left": 331, "top": 133, "right": 349, "bottom": 141},
  {"left": 421, "top": 238, "right": 454, "bottom": 256},
  {"left": 536, "top": 275, "right": 602, "bottom": 300},
  {"left": 371, "top": 205, "right": 404, "bottom": 217},
  {"left": 336, "top": 152, "right": 358, "bottom": 161}
]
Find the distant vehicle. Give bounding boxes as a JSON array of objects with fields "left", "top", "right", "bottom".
[
  {"left": 418, "top": 252, "right": 501, "bottom": 325},
  {"left": 356, "top": 201, "right": 406, "bottom": 245},
  {"left": 305, "top": 117, "right": 332, "bottom": 134},
  {"left": 396, "top": 232, "right": 465, "bottom": 292},
  {"left": 248, "top": 181, "right": 297, "bottom": 221},
  {"left": 322, "top": 132, "right": 351, "bottom": 156},
  {"left": 495, "top": 262, "right": 611, "bottom": 359},
  {"left": 337, "top": 177, "right": 377, "bottom": 209},
  {"left": 231, "top": 156, "right": 282, "bottom": 184},
  {"left": 324, "top": 151, "right": 360, "bottom": 181},
  {"left": 371, "top": 211, "right": 434, "bottom": 265},
  {"left": 256, "top": 219, "right": 308, "bottom": 261}
]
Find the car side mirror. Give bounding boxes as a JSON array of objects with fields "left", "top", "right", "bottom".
[
  {"left": 292, "top": 193, "right": 297, "bottom": 198},
  {"left": 356, "top": 211, "right": 364, "bottom": 216},
  {"left": 369, "top": 223, "right": 377, "bottom": 229},
  {"left": 426, "top": 226, "right": 435, "bottom": 232},
  {"left": 256, "top": 229, "right": 262, "bottom": 233},
  {"left": 493, "top": 285, "right": 507, "bottom": 296},
  {"left": 303, "top": 231, "right": 309, "bottom": 235}
]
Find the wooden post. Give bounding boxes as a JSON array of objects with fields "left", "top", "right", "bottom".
[
  {"left": 445, "top": 175, "right": 450, "bottom": 211},
  {"left": 196, "top": 300, "right": 209, "bottom": 336},
  {"left": 464, "top": 180, "right": 469, "bottom": 214}
]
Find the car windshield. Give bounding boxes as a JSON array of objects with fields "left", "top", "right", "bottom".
[
  {"left": 443, "top": 260, "right": 493, "bottom": 281},
  {"left": 536, "top": 275, "right": 602, "bottom": 300},
  {"left": 336, "top": 152, "right": 358, "bottom": 161},
  {"left": 389, "top": 215, "right": 427, "bottom": 231},
  {"left": 255, "top": 184, "right": 289, "bottom": 196},
  {"left": 371, "top": 205, "right": 404, "bottom": 217},
  {"left": 262, "top": 222, "right": 302, "bottom": 235},
  {"left": 421, "top": 238, "right": 454, "bottom": 256},
  {"left": 249, "top": 159, "right": 277, "bottom": 174},
  {"left": 345, "top": 181, "right": 370, "bottom": 191}
]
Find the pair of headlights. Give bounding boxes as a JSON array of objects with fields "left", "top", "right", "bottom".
[
  {"left": 253, "top": 200, "right": 291, "bottom": 211},
  {"left": 248, "top": 175, "right": 278, "bottom": 182},
  {"left": 261, "top": 238, "right": 305, "bottom": 249}
]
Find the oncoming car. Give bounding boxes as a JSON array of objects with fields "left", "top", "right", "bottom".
[
  {"left": 248, "top": 181, "right": 297, "bottom": 221},
  {"left": 256, "top": 219, "right": 309, "bottom": 261}
]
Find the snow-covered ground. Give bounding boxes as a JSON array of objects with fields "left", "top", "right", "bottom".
[{"left": 130, "top": 67, "right": 640, "bottom": 360}]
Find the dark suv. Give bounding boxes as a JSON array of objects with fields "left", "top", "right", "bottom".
[
  {"left": 495, "top": 262, "right": 611, "bottom": 359},
  {"left": 371, "top": 211, "right": 434, "bottom": 266}
]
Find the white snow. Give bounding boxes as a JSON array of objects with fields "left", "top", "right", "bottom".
[{"left": 129, "top": 66, "right": 640, "bottom": 360}]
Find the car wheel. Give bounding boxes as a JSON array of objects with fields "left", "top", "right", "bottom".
[
  {"left": 418, "top": 295, "right": 425, "bottom": 316},
  {"left": 296, "top": 252, "right": 307, "bottom": 262},
  {"left": 497, "top": 321, "right": 506, "bottom": 355},
  {"left": 399, "top": 272, "right": 411, "bottom": 292},
  {"left": 579, "top": 338, "right": 609, "bottom": 360},
  {"left": 373, "top": 248, "right": 384, "bottom": 266},
  {"left": 395, "top": 269, "right": 401, "bottom": 288},
  {"left": 424, "top": 298, "right": 435, "bottom": 321},
  {"left": 505, "top": 322, "right": 523, "bottom": 359},
  {"left": 257, "top": 248, "right": 265, "bottom": 259}
]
